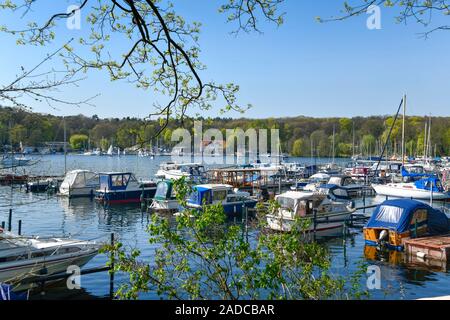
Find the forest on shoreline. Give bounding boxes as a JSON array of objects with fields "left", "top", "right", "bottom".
[{"left": 0, "top": 107, "right": 449, "bottom": 157}]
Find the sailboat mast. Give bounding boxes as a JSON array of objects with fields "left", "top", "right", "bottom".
[
  {"left": 63, "top": 116, "right": 67, "bottom": 175},
  {"left": 423, "top": 120, "right": 427, "bottom": 160},
  {"left": 352, "top": 120, "right": 355, "bottom": 159},
  {"left": 427, "top": 115, "right": 432, "bottom": 162},
  {"left": 401, "top": 94, "right": 406, "bottom": 165},
  {"left": 332, "top": 124, "right": 335, "bottom": 164}
]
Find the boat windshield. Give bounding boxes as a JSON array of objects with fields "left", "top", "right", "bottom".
[
  {"left": 277, "top": 196, "right": 296, "bottom": 210},
  {"left": 375, "top": 205, "right": 404, "bottom": 224},
  {"left": 155, "top": 182, "right": 169, "bottom": 198}
]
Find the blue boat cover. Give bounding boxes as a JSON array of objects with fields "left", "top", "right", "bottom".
[
  {"left": 188, "top": 186, "right": 212, "bottom": 205},
  {"left": 366, "top": 199, "right": 450, "bottom": 234},
  {"left": 0, "top": 284, "right": 28, "bottom": 300},
  {"left": 413, "top": 176, "right": 445, "bottom": 193},
  {"left": 401, "top": 166, "right": 434, "bottom": 179}
]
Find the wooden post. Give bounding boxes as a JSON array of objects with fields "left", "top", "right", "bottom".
[
  {"left": 18, "top": 220, "right": 22, "bottom": 235},
  {"left": 363, "top": 192, "right": 366, "bottom": 213},
  {"left": 1, "top": 221, "right": 5, "bottom": 229},
  {"left": 8, "top": 208, "right": 12, "bottom": 231},
  {"left": 110, "top": 233, "right": 115, "bottom": 299},
  {"left": 313, "top": 208, "right": 317, "bottom": 237}
]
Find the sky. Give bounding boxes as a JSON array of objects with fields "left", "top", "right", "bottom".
[{"left": 0, "top": 0, "right": 449, "bottom": 119}]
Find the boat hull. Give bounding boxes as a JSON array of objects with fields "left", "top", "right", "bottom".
[
  {"left": 95, "top": 189, "right": 156, "bottom": 204},
  {"left": 0, "top": 250, "right": 98, "bottom": 284},
  {"left": 266, "top": 211, "right": 352, "bottom": 236},
  {"left": 372, "top": 184, "right": 450, "bottom": 200}
]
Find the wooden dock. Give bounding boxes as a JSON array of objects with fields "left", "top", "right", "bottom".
[{"left": 404, "top": 235, "right": 450, "bottom": 262}]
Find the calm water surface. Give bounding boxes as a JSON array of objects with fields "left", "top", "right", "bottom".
[{"left": 1, "top": 155, "right": 450, "bottom": 300}]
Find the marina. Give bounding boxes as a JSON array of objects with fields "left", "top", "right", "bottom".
[{"left": 1, "top": 154, "right": 450, "bottom": 299}]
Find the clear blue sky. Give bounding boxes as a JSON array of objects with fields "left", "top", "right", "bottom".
[{"left": 0, "top": 0, "right": 449, "bottom": 119}]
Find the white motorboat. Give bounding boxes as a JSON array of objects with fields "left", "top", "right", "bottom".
[
  {"left": 59, "top": 170, "right": 99, "bottom": 198},
  {"left": 149, "top": 180, "right": 180, "bottom": 213},
  {"left": 0, "top": 229, "right": 99, "bottom": 285},
  {"left": 372, "top": 176, "right": 450, "bottom": 200},
  {"left": 155, "top": 162, "right": 207, "bottom": 183},
  {"left": 266, "top": 185, "right": 355, "bottom": 235}
]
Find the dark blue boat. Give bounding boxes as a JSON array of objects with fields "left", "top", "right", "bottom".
[{"left": 95, "top": 172, "right": 156, "bottom": 204}]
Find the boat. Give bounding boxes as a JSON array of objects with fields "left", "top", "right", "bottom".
[
  {"left": 186, "top": 184, "right": 258, "bottom": 216},
  {"left": 106, "top": 145, "right": 113, "bottom": 156},
  {"left": 364, "top": 199, "right": 450, "bottom": 250},
  {"left": 25, "top": 178, "right": 59, "bottom": 193},
  {"left": 59, "top": 170, "right": 99, "bottom": 198},
  {"left": 265, "top": 185, "right": 355, "bottom": 235},
  {"left": 155, "top": 162, "right": 207, "bottom": 183},
  {"left": 0, "top": 228, "right": 99, "bottom": 285},
  {"left": 95, "top": 172, "right": 157, "bottom": 204},
  {"left": 1, "top": 155, "right": 32, "bottom": 168},
  {"left": 372, "top": 176, "right": 450, "bottom": 200},
  {"left": 327, "top": 175, "right": 367, "bottom": 197},
  {"left": 149, "top": 180, "right": 180, "bottom": 213},
  {"left": 302, "top": 173, "right": 331, "bottom": 191}
]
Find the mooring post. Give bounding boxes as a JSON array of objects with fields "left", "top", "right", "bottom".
[
  {"left": 110, "top": 232, "right": 115, "bottom": 299},
  {"left": 18, "top": 220, "right": 22, "bottom": 235},
  {"left": 313, "top": 208, "right": 317, "bottom": 241},
  {"left": 363, "top": 192, "right": 366, "bottom": 213},
  {"left": 1, "top": 221, "right": 5, "bottom": 229},
  {"left": 8, "top": 208, "right": 12, "bottom": 231}
]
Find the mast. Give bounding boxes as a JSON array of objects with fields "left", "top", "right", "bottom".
[
  {"left": 427, "top": 115, "right": 432, "bottom": 163},
  {"left": 352, "top": 120, "right": 355, "bottom": 159},
  {"left": 423, "top": 120, "right": 427, "bottom": 160},
  {"left": 401, "top": 94, "right": 406, "bottom": 165},
  {"left": 63, "top": 116, "right": 67, "bottom": 175},
  {"left": 332, "top": 124, "right": 335, "bottom": 164}
]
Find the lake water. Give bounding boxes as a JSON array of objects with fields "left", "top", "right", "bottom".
[{"left": 1, "top": 154, "right": 450, "bottom": 300}]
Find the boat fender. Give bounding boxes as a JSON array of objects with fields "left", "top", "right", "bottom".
[{"left": 416, "top": 251, "right": 427, "bottom": 259}]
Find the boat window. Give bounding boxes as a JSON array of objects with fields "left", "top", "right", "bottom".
[
  {"left": 100, "top": 175, "right": 109, "bottom": 190},
  {"left": 410, "top": 209, "right": 427, "bottom": 226},
  {"left": 375, "top": 205, "right": 404, "bottom": 224},
  {"left": 332, "top": 188, "right": 349, "bottom": 198},
  {"left": 155, "top": 182, "right": 169, "bottom": 198},
  {"left": 111, "top": 174, "right": 124, "bottom": 187},
  {"left": 277, "top": 196, "right": 295, "bottom": 210},
  {"left": 213, "top": 190, "right": 228, "bottom": 201}
]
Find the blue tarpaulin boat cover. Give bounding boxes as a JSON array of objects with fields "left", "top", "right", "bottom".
[
  {"left": 366, "top": 199, "right": 450, "bottom": 234},
  {"left": 0, "top": 284, "right": 28, "bottom": 300}
]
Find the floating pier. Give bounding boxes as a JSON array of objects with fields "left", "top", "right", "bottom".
[{"left": 404, "top": 235, "right": 450, "bottom": 262}]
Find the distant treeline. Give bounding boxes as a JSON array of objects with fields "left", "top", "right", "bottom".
[{"left": 0, "top": 107, "right": 449, "bottom": 157}]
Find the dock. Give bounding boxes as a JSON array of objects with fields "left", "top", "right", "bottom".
[{"left": 404, "top": 235, "right": 450, "bottom": 262}]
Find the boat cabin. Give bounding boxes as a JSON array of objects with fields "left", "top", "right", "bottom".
[
  {"left": 364, "top": 199, "right": 450, "bottom": 250},
  {"left": 96, "top": 172, "right": 156, "bottom": 204},
  {"left": 187, "top": 184, "right": 257, "bottom": 215}
]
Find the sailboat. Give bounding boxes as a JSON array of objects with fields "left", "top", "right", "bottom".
[{"left": 106, "top": 144, "right": 113, "bottom": 156}]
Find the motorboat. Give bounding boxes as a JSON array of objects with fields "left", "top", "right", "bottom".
[
  {"left": 364, "top": 199, "right": 450, "bottom": 250},
  {"left": 265, "top": 186, "right": 355, "bottom": 235},
  {"left": 186, "top": 184, "right": 258, "bottom": 216},
  {"left": 302, "top": 173, "right": 331, "bottom": 191},
  {"left": 372, "top": 176, "right": 450, "bottom": 200},
  {"left": 327, "top": 175, "right": 367, "bottom": 197},
  {"left": 155, "top": 162, "right": 207, "bottom": 183},
  {"left": 0, "top": 228, "right": 99, "bottom": 285},
  {"left": 149, "top": 180, "right": 180, "bottom": 213},
  {"left": 95, "top": 172, "right": 157, "bottom": 204},
  {"left": 59, "top": 170, "right": 99, "bottom": 198}
]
